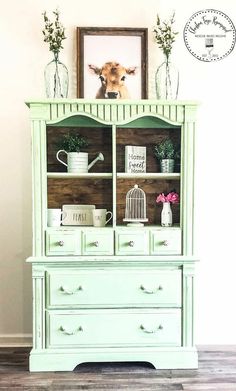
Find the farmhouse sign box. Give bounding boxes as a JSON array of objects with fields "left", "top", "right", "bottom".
[
  {"left": 62, "top": 204, "right": 95, "bottom": 226},
  {"left": 125, "top": 146, "right": 146, "bottom": 173}
]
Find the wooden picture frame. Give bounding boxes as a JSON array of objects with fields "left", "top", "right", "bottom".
[{"left": 77, "top": 27, "right": 148, "bottom": 99}]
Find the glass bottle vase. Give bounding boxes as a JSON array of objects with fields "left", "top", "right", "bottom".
[
  {"left": 44, "top": 53, "right": 69, "bottom": 98},
  {"left": 155, "top": 56, "right": 179, "bottom": 100},
  {"left": 161, "top": 202, "right": 172, "bottom": 227}
]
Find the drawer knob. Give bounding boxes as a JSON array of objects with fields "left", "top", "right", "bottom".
[
  {"left": 128, "top": 240, "right": 135, "bottom": 247},
  {"left": 93, "top": 241, "right": 99, "bottom": 247},
  {"left": 140, "top": 285, "right": 163, "bottom": 294},
  {"left": 140, "top": 324, "right": 163, "bottom": 334},
  {"left": 58, "top": 240, "right": 64, "bottom": 247},
  {"left": 59, "top": 325, "right": 83, "bottom": 335},
  {"left": 60, "top": 286, "right": 83, "bottom": 295},
  {"left": 162, "top": 240, "right": 168, "bottom": 246}
]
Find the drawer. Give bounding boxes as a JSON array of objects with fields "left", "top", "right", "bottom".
[
  {"left": 46, "top": 231, "right": 81, "bottom": 256},
  {"left": 150, "top": 228, "right": 181, "bottom": 255},
  {"left": 115, "top": 230, "right": 149, "bottom": 255},
  {"left": 46, "top": 269, "right": 181, "bottom": 308},
  {"left": 82, "top": 229, "right": 114, "bottom": 255},
  {"left": 46, "top": 309, "right": 181, "bottom": 348}
]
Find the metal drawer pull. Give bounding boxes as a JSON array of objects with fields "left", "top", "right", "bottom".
[
  {"left": 58, "top": 240, "right": 64, "bottom": 247},
  {"left": 60, "top": 286, "right": 83, "bottom": 295},
  {"left": 59, "top": 326, "right": 83, "bottom": 335},
  {"left": 161, "top": 240, "right": 168, "bottom": 246},
  {"left": 128, "top": 241, "right": 135, "bottom": 247},
  {"left": 93, "top": 241, "right": 99, "bottom": 247},
  {"left": 140, "top": 324, "right": 163, "bottom": 333},
  {"left": 140, "top": 285, "right": 163, "bottom": 294}
]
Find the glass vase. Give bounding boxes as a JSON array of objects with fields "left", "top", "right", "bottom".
[
  {"left": 155, "top": 56, "right": 179, "bottom": 100},
  {"left": 44, "top": 53, "right": 69, "bottom": 98},
  {"left": 161, "top": 202, "right": 172, "bottom": 227}
]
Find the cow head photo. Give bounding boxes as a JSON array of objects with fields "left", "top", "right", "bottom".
[{"left": 88, "top": 62, "right": 138, "bottom": 99}]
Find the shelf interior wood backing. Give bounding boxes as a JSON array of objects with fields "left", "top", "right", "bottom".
[
  {"left": 47, "top": 178, "right": 113, "bottom": 213},
  {"left": 47, "top": 126, "right": 112, "bottom": 173},
  {"left": 116, "top": 127, "right": 181, "bottom": 173},
  {"left": 116, "top": 178, "right": 180, "bottom": 225}
]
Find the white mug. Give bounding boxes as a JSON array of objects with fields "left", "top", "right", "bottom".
[
  {"left": 92, "top": 209, "right": 113, "bottom": 227},
  {"left": 47, "top": 209, "right": 66, "bottom": 227}
]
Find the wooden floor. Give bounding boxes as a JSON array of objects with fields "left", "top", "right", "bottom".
[{"left": 0, "top": 347, "right": 236, "bottom": 390}]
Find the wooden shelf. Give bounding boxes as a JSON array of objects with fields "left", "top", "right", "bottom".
[
  {"left": 116, "top": 172, "right": 180, "bottom": 180},
  {"left": 47, "top": 172, "right": 113, "bottom": 179},
  {"left": 47, "top": 172, "right": 180, "bottom": 180}
]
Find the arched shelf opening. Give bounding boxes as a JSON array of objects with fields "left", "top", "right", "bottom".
[{"left": 49, "top": 114, "right": 111, "bottom": 128}]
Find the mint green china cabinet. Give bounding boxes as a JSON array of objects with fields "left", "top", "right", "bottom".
[{"left": 26, "top": 99, "right": 198, "bottom": 371}]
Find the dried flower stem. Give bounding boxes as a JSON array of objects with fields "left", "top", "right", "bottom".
[
  {"left": 153, "top": 11, "right": 178, "bottom": 59},
  {"left": 42, "top": 9, "right": 66, "bottom": 55}
]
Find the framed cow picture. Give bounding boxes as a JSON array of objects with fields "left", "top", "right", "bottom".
[{"left": 77, "top": 27, "right": 148, "bottom": 99}]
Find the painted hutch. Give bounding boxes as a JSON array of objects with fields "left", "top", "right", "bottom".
[{"left": 26, "top": 99, "right": 198, "bottom": 371}]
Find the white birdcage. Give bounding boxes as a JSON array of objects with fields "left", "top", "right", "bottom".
[{"left": 123, "top": 184, "right": 148, "bottom": 226}]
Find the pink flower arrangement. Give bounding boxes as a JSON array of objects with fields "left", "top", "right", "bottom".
[{"left": 156, "top": 191, "right": 179, "bottom": 204}]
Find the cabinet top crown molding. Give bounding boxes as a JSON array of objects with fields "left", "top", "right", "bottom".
[
  {"left": 25, "top": 98, "right": 199, "bottom": 108},
  {"left": 26, "top": 99, "right": 198, "bottom": 125}
]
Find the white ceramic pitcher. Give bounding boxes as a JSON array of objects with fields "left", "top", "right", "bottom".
[{"left": 56, "top": 151, "right": 104, "bottom": 173}]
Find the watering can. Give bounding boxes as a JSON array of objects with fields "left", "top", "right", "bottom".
[{"left": 56, "top": 151, "right": 104, "bottom": 173}]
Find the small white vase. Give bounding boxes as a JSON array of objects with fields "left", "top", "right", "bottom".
[{"left": 161, "top": 202, "right": 172, "bottom": 227}]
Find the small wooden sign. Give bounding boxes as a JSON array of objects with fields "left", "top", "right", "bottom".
[{"left": 125, "top": 146, "right": 146, "bottom": 173}]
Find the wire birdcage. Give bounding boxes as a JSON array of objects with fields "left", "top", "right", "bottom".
[{"left": 123, "top": 184, "right": 148, "bottom": 226}]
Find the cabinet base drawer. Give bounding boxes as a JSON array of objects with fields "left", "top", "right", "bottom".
[
  {"left": 46, "top": 269, "right": 182, "bottom": 308},
  {"left": 46, "top": 309, "right": 181, "bottom": 348}
]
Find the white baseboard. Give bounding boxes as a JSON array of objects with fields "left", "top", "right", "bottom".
[{"left": 0, "top": 334, "right": 32, "bottom": 347}]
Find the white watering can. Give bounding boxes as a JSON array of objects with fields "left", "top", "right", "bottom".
[{"left": 56, "top": 151, "right": 104, "bottom": 173}]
